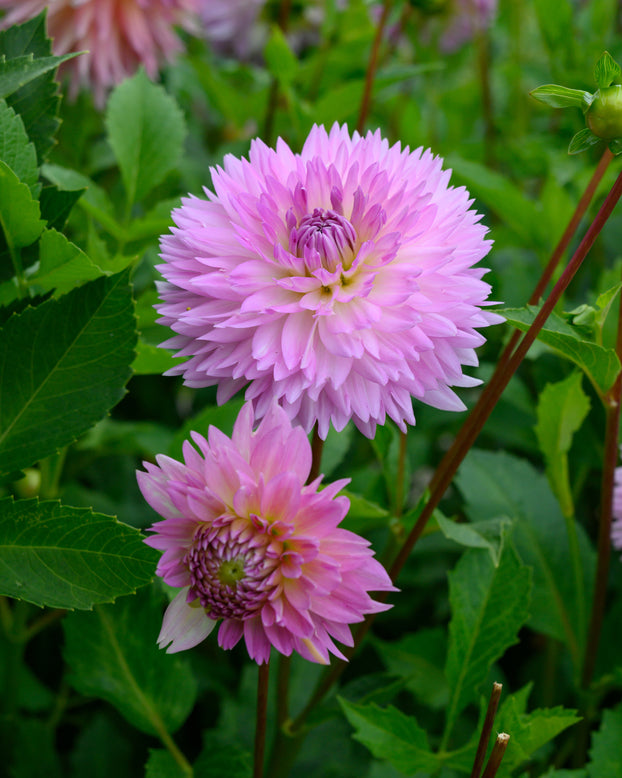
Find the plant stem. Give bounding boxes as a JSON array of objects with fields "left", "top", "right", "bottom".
[
  {"left": 470, "top": 682, "right": 503, "bottom": 778},
  {"left": 390, "top": 165, "right": 622, "bottom": 584},
  {"left": 254, "top": 659, "right": 271, "bottom": 778},
  {"left": 581, "top": 264, "right": 622, "bottom": 689},
  {"left": 394, "top": 430, "right": 408, "bottom": 518},
  {"left": 276, "top": 654, "right": 291, "bottom": 728},
  {"left": 480, "top": 733, "right": 510, "bottom": 778},
  {"left": 356, "top": 0, "right": 392, "bottom": 133},
  {"left": 263, "top": 0, "right": 293, "bottom": 146},
  {"left": 309, "top": 426, "right": 324, "bottom": 483}
]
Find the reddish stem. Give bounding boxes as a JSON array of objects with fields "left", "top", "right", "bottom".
[{"left": 356, "top": 0, "right": 392, "bottom": 133}]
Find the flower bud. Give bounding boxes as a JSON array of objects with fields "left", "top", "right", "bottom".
[{"left": 586, "top": 85, "right": 622, "bottom": 140}]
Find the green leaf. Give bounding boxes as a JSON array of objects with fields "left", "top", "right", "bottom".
[
  {"left": 264, "top": 25, "right": 299, "bottom": 85},
  {"left": 63, "top": 587, "right": 197, "bottom": 735},
  {"left": 569, "top": 128, "right": 603, "bottom": 154},
  {"left": 0, "top": 497, "right": 158, "bottom": 609},
  {"left": 0, "top": 269, "right": 136, "bottom": 475},
  {"left": 0, "top": 52, "right": 79, "bottom": 101},
  {"left": 39, "top": 185, "right": 85, "bottom": 232},
  {"left": 444, "top": 539, "right": 531, "bottom": 734},
  {"left": 456, "top": 450, "right": 595, "bottom": 663},
  {"left": 436, "top": 515, "right": 512, "bottom": 566},
  {"left": 0, "top": 12, "right": 63, "bottom": 161},
  {"left": 321, "top": 421, "right": 354, "bottom": 477},
  {"left": 534, "top": 0, "right": 574, "bottom": 62},
  {"left": 0, "top": 98, "right": 38, "bottom": 194},
  {"left": 338, "top": 698, "right": 439, "bottom": 774},
  {"left": 496, "top": 685, "right": 580, "bottom": 774},
  {"left": 499, "top": 305, "right": 621, "bottom": 394},
  {"left": 530, "top": 85, "right": 593, "bottom": 110},
  {"left": 131, "top": 340, "right": 187, "bottom": 376},
  {"left": 587, "top": 707, "right": 622, "bottom": 778},
  {"left": 594, "top": 51, "right": 621, "bottom": 89},
  {"left": 194, "top": 733, "right": 252, "bottom": 778},
  {"left": 0, "top": 159, "right": 45, "bottom": 252},
  {"left": 106, "top": 69, "right": 186, "bottom": 207},
  {"left": 145, "top": 750, "right": 187, "bottom": 778},
  {"left": 535, "top": 372, "right": 591, "bottom": 517},
  {"left": 27, "top": 228, "right": 103, "bottom": 295}
]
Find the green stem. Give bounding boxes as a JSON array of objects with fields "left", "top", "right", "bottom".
[
  {"left": 254, "top": 660, "right": 271, "bottom": 778},
  {"left": 39, "top": 448, "right": 68, "bottom": 500},
  {"left": 394, "top": 430, "right": 408, "bottom": 518},
  {"left": 356, "top": 0, "right": 392, "bottom": 134}
]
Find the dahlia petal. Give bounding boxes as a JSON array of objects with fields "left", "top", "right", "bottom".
[{"left": 157, "top": 589, "right": 216, "bottom": 654}]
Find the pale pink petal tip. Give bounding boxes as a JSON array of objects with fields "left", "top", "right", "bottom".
[
  {"left": 157, "top": 588, "right": 217, "bottom": 654},
  {"left": 138, "top": 401, "right": 394, "bottom": 664}
]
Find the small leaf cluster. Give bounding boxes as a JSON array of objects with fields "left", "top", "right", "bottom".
[{"left": 531, "top": 51, "right": 622, "bottom": 154}]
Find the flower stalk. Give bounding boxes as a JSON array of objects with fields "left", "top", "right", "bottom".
[
  {"left": 470, "top": 682, "right": 503, "bottom": 778},
  {"left": 254, "top": 659, "right": 271, "bottom": 778}
]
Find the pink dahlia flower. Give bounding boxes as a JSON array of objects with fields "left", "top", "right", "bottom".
[
  {"left": 138, "top": 402, "right": 395, "bottom": 664},
  {"left": 157, "top": 123, "right": 501, "bottom": 439},
  {"left": 0, "top": 0, "right": 198, "bottom": 106}
]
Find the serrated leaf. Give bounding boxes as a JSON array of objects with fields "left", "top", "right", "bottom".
[
  {"left": 27, "top": 228, "right": 103, "bottom": 295},
  {"left": 339, "top": 699, "right": 439, "bottom": 774},
  {"left": 587, "top": 707, "right": 622, "bottom": 778},
  {"left": 63, "top": 587, "right": 197, "bottom": 735},
  {"left": 0, "top": 12, "right": 63, "bottom": 161},
  {"left": 0, "top": 159, "right": 45, "bottom": 256},
  {"left": 0, "top": 98, "right": 38, "bottom": 194},
  {"left": 106, "top": 69, "right": 186, "bottom": 206},
  {"left": 0, "top": 52, "right": 80, "bottom": 100},
  {"left": 496, "top": 686, "right": 581, "bottom": 774},
  {"left": 456, "top": 450, "right": 595, "bottom": 663},
  {"left": 535, "top": 372, "right": 591, "bottom": 517},
  {"left": 444, "top": 540, "right": 531, "bottom": 735},
  {"left": 0, "top": 497, "right": 158, "bottom": 609},
  {"left": 39, "top": 185, "right": 85, "bottom": 231},
  {"left": 530, "top": 85, "right": 593, "bottom": 110},
  {"left": 569, "top": 128, "right": 602, "bottom": 154},
  {"left": 499, "top": 305, "right": 621, "bottom": 394},
  {"left": 594, "top": 51, "right": 621, "bottom": 89},
  {"left": 0, "top": 269, "right": 136, "bottom": 475},
  {"left": 436, "top": 515, "right": 511, "bottom": 566}
]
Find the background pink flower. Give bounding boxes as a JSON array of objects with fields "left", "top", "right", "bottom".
[
  {"left": 138, "top": 402, "right": 395, "bottom": 664},
  {"left": 612, "top": 463, "right": 622, "bottom": 553},
  {"left": 157, "top": 123, "right": 501, "bottom": 439},
  {"left": 0, "top": 0, "right": 199, "bottom": 106},
  {"left": 440, "top": 0, "right": 498, "bottom": 52}
]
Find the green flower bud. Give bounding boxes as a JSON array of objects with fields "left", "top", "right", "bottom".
[{"left": 586, "top": 85, "right": 622, "bottom": 141}]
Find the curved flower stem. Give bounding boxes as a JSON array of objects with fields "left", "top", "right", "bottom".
[
  {"left": 581, "top": 267, "right": 622, "bottom": 690},
  {"left": 254, "top": 659, "right": 271, "bottom": 778},
  {"left": 356, "top": 0, "right": 392, "bottom": 134},
  {"left": 288, "top": 166, "right": 622, "bottom": 733}
]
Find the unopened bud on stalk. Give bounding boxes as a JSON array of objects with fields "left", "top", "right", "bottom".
[{"left": 587, "top": 86, "right": 622, "bottom": 140}]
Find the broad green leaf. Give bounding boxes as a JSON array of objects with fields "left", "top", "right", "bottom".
[
  {"left": 0, "top": 159, "right": 45, "bottom": 253},
  {"left": 193, "top": 733, "right": 252, "bottom": 778},
  {"left": 373, "top": 628, "right": 449, "bottom": 710},
  {"left": 8, "top": 719, "right": 63, "bottom": 778},
  {"left": 594, "top": 51, "right": 621, "bottom": 89},
  {"left": 569, "top": 128, "right": 602, "bottom": 154},
  {"left": 0, "top": 497, "right": 158, "bottom": 609},
  {"left": 530, "top": 85, "right": 593, "bottom": 110},
  {"left": 70, "top": 714, "right": 134, "bottom": 778},
  {"left": 39, "top": 185, "right": 85, "bottom": 231},
  {"left": 0, "top": 52, "right": 79, "bottom": 101},
  {"left": 535, "top": 372, "right": 591, "bottom": 517},
  {"left": 444, "top": 540, "right": 531, "bottom": 734},
  {"left": 338, "top": 699, "right": 439, "bottom": 774},
  {"left": 0, "top": 12, "right": 63, "bottom": 161},
  {"left": 495, "top": 685, "right": 580, "bottom": 774},
  {"left": 341, "top": 491, "right": 390, "bottom": 533},
  {"left": 27, "top": 228, "right": 103, "bottom": 295},
  {"left": 145, "top": 750, "right": 187, "bottom": 778},
  {"left": 0, "top": 98, "right": 38, "bottom": 193},
  {"left": 106, "top": 69, "right": 186, "bottom": 206},
  {"left": 264, "top": 25, "right": 299, "bottom": 85},
  {"left": 63, "top": 587, "right": 197, "bottom": 735},
  {"left": 0, "top": 269, "right": 136, "bottom": 475},
  {"left": 587, "top": 707, "right": 622, "bottom": 778},
  {"left": 456, "top": 450, "right": 595, "bottom": 663},
  {"left": 499, "top": 305, "right": 621, "bottom": 394},
  {"left": 436, "top": 515, "right": 511, "bottom": 566}
]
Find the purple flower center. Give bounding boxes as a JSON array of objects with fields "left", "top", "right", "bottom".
[
  {"left": 186, "top": 523, "right": 276, "bottom": 620},
  {"left": 289, "top": 208, "right": 357, "bottom": 271}
]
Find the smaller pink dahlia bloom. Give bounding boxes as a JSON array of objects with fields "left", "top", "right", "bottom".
[
  {"left": 157, "top": 123, "right": 501, "bottom": 439},
  {"left": 612, "top": 463, "right": 622, "bottom": 553},
  {"left": 0, "top": 0, "right": 199, "bottom": 106},
  {"left": 138, "top": 402, "right": 395, "bottom": 664}
]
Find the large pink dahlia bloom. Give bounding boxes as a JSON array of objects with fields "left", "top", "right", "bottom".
[
  {"left": 0, "top": 0, "right": 198, "bottom": 106},
  {"left": 157, "top": 123, "right": 501, "bottom": 439},
  {"left": 138, "top": 402, "right": 394, "bottom": 664}
]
